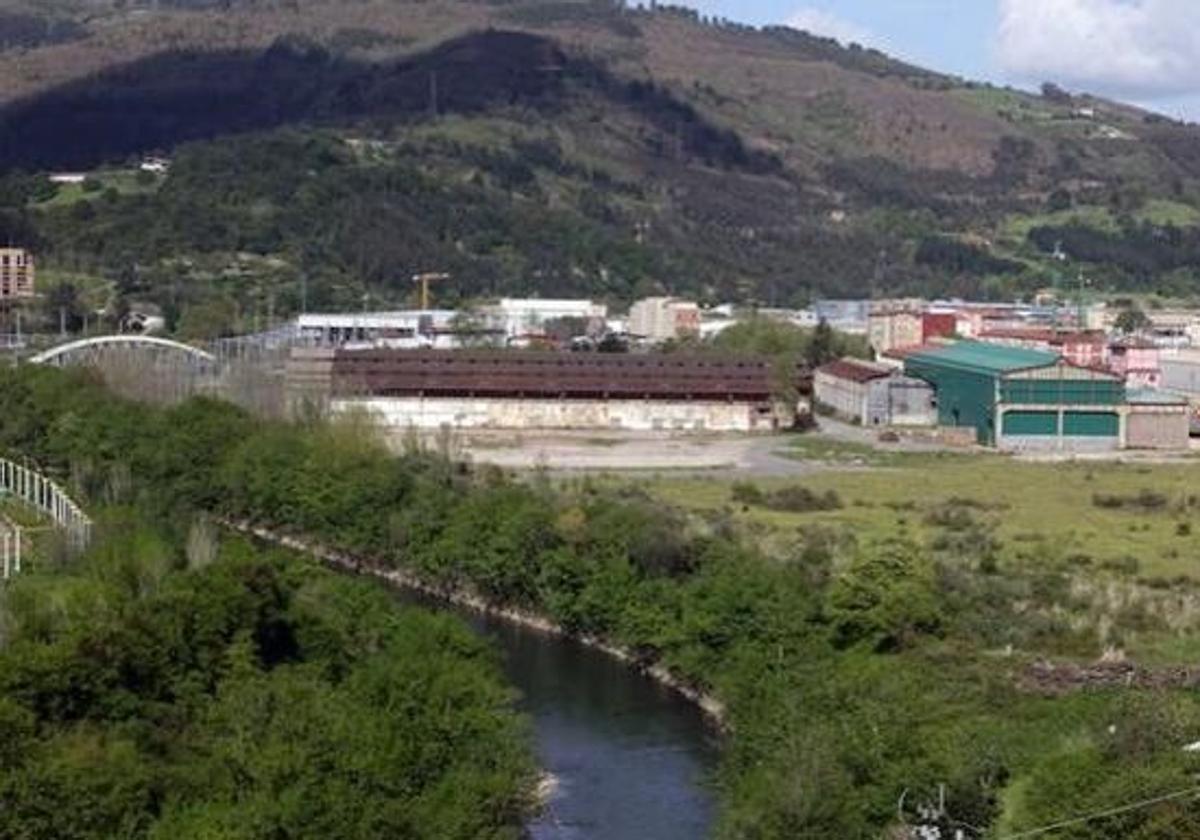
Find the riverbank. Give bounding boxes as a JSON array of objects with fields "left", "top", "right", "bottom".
[{"left": 223, "top": 519, "right": 730, "bottom": 728}]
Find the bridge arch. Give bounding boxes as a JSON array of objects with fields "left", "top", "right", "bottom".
[{"left": 30, "top": 335, "right": 216, "bottom": 367}]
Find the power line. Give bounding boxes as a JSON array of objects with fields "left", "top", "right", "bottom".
[{"left": 998, "top": 784, "right": 1200, "bottom": 839}]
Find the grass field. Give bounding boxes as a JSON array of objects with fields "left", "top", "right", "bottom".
[
  {"left": 35, "top": 169, "right": 161, "bottom": 208},
  {"left": 636, "top": 451, "right": 1200, "bottom": 664},
  {"left": 998, "top": 200, "right": 1200, "bottom": 247},
  {"left": 649, "top": 458, "right": 1200, "bottom": 582}
]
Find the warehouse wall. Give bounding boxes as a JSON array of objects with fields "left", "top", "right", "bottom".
[
  {"left": 904, "top": 360, "right": 997, "bottom": 444},
  {"left": 332, "top": 397, "right": 778, "bottom": 433},
  {"left": 813, "top": 372, "right": 868, "bottom": 423},
  {"left": 887, "top": 378, "right": 938, "bottom": 427},
  {"left": 999, "top": 435, "right": 1121, "bottom": 453},
  {"left": 999, "top": 408, "right": 1123, "bottom": 452},
  {"left": 1127, "top": 409, "right": 1191, "bottom": 450},
  {"left": 1162, "top": 358, "right": 1200, "bottom": 394}
]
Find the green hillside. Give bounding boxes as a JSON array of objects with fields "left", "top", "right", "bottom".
[{"left": 0, "top": 0, "right": 1197, "bottom": 332}]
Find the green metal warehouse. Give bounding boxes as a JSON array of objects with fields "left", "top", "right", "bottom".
[{"left": 904, "top": 342, "right": 1127, "bottom": 450}]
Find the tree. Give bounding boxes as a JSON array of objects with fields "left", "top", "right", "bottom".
[
  {"left": 826, "top": 539, "right": 943, "bottom": 651},
  {"left": 806, "top": 318, "right": 837, "bottom": 368},
  {"left": 1041, "top": 82, "right": 1073, "bottom": 104},
  {"left": 1114, "top": 307, "right": 1151, "bottom": 335},
  {"left": 1047, "top": 188, "right": 1073, "bottom": 212},
  {"left": 42, "top": 282, "right": 85, "bottom": 334},
  {"left": 177, "top": 298, "right": 237, "bottom": 341}
]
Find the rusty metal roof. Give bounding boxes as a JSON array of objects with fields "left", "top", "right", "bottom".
[
  {"left": 817, "top": 358, "right": 892, "bottom": 384},
  {"left": 331, "top": 349, "right": 808, "bottom": 402}
]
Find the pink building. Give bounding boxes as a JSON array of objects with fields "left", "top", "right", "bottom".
[{"left": 1109, "top": 338, "right": 1162, "bottom": 389}]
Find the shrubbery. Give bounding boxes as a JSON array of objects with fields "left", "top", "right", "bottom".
[
  {"left": 1092, "top": 490, "right": 1170, "bottom": 511},
  {"left": 0, "top": 526, "right": 534, "bottom": 838},
  {"left": 730, "top": 481, "right": 843, "bottom": 512}
]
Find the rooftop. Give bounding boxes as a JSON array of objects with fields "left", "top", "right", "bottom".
[
  {"left": 817, "top": 358, "right": 893, "bottom": 384},
  {"left": 1127, "top": 388, "right": 1190, "bottom": 406},
  {"left": 905, "top": 341, "right": 1060, "bottom": 375},
  {"left": 980, "top": 328, "right": 1106, "bottom": 345}
]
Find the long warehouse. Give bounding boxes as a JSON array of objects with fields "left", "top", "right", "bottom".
[{"left": 289, "top": 348, "right": 809, "bottom": 433}]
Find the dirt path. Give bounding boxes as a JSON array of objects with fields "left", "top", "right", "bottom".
[{"left": 1020, "top": 659, "right": 1200, "bottom": 696}]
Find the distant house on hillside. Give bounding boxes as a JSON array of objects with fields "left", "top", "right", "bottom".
[{"left": 140, "top": 156, "right": 170, "bottom": 174}]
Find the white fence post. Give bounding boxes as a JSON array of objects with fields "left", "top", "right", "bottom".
[{"left": 0, "top": 456, "right": 93, "bottom": 580}]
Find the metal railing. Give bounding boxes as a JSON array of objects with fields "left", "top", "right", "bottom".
[{"left": 0, "top": 458, "right": 92, "bottom": 579}]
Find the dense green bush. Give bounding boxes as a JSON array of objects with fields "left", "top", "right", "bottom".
[{"left": 0, "top": 526, "right": 534, "bottom": 839}]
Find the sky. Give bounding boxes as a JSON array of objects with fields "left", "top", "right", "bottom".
[{"left": 677, "top": 0, "right": 1199, "bottom": 121}]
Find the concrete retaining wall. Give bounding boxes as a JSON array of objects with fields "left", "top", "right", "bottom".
[
  {"left": 999, "top": 435, "right": 1121, "bottom": 453},
  {"left": 1127, "top": 410, "right": 1191, "bottom": 450},
  {"left": 333, "top": 396, "right": 777, "bottom": 433}
]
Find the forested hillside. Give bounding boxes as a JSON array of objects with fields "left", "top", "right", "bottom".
[{"left": 0, "top": 0, "right": 1198, "bottom": 330}]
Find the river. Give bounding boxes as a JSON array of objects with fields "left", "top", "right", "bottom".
[{"left": 397, "top": 592, "right": 721, "bottom": 839}]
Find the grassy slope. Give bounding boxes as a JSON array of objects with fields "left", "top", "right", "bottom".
[
  {"left": 647, "top": 446, "right": 1200, "bottom": 662},
  {"left": 0, "top": 0, "right": 1193, "bottom": 188}
]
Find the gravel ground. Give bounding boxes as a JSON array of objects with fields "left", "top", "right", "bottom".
[
  {"left": 390, "top": 429, "right": 827, "bottom": 476},
  {"left": 389, "top": 423, "right": 1199, "bottom": 476}
]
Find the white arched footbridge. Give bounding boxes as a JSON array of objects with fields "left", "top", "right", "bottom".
[{"left": 30, "top": 335, "right": 216, "bottom": 367}]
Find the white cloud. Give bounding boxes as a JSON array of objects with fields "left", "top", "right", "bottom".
[
  {"left": 785, "top": 7, "right": 877, "bottom": 47},
  {"left": 997, "top": 0, "right": 1200, "bottom": 99}
]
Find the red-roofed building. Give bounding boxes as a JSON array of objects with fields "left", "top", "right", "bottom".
[{"left": 814, "top": 358, "right": 935, "bottom": 427}]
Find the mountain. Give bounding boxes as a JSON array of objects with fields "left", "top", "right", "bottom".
[{"left": 0, "top": 0, "right": 1198, "bottom": 332}]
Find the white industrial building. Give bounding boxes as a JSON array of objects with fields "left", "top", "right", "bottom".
[
  {"left": 482, "top": 298, "right": 608, "bottom": 343},
  {"left": 296, "top": 311, "right": 463, "bottom": 349}
]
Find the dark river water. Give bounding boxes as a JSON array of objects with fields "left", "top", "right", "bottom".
[{"left": 396, "top": 592, "right": 721, "bottom": 839}]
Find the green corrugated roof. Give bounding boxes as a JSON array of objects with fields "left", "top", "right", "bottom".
[{"left": 906, "top": 341, "right": 1059, "bottom": 375}]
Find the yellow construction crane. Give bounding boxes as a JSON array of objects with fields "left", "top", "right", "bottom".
[{"left": 412, "top": 272, "right": 450, "bottom": 310}]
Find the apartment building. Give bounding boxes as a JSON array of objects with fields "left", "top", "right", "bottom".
[
  {"left": 628, "top": 297, "right": 701, "bottom": 343},
  {"left": 0, "top": 249, "right": 34, "bottom": 300}
]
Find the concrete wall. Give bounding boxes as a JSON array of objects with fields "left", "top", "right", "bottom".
[
  {"left": 817, "top": 373, "right": 936, "bottom": 428},
  {"left": 334, "top": 397, "right": 778, "bottom": 433},
  {"left": 865, "top": 379, "right": 891, "bottom": 426},
  {"left": 1163, "top": 358, "right": 1200, "bottom": 394},
  {"left": 1126, "top": 409, "right": 1191, "bottom": 450},
  {"left": 886, "top": 378, "right": 937, "bottom": 427},
  {"left": 999, "top": 435, "right": 1121, "bottom": 453},
  {"left": 814, "top": 371, "right": 867, "bottom": 423}
]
